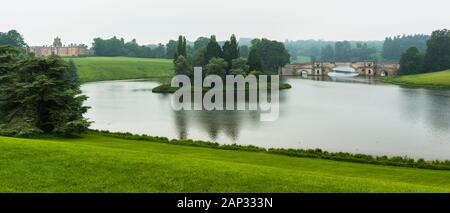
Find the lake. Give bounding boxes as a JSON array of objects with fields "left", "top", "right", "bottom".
[{"left": 82, "top": 77, "right": 450, "bottom": 160}]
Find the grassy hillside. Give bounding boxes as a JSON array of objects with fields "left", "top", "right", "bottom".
[
  {"left": 382, "top": 70, "right": 450, "bottom": 89},
  {"left": 1, "top": 133, "right": 450, "bottom": 192},
  {"left": 65, "top": 57, "right": 173, "bottom": 82}
]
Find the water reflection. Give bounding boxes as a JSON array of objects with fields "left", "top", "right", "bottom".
[
  {"left": 82, "top": 78, "right": 450, "bottom": 160},
  {"left": 173, "top": 106, "right": 261, "bottom": 142},
  {"left": 424, "top": 90, "right": 450, "bottom": 133}
]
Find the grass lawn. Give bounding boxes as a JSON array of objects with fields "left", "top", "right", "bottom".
[
  {"left": 1, "top": 133, "right": 450, "bottom": 192},
  {"left": 65, "top": 57, "right": 173, "bottom": 83},
  {"left": 382, "top": 69, "right": 450, "bottom": 89},
  {"left": 292, "top": 55, "right": 311, "bottom": 63}
]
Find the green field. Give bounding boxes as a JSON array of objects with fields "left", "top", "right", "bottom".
[
  {"left": 1, "top": 133, "right": 450, "bottom": 192},
  {"left": 382, "top": 69, "right": 450, "bottom": 89},
  {"left": 292, "top": 55, "right": 311, "bottom": 63},
  {"left": 65, "top": 57, "right": 174, "bottom": 82}
]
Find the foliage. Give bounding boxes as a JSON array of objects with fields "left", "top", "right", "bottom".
[
  {"left": 93, "top": 37, "right": 166, "bottom": 58},
  {"left": 425, "top": 29, "right": 450, "bottom": 72},
  {"left": 165, "top": 40, "right": 178, "bottom": 59},
  {"left": 92, "top": 36, "right": 125, "bottom": 56},
  {"left": 0, "top": 30, "right": 27, "bottom": 49},
  {"left": 205, "top": 35, "right": 223, "bottom": 63},
  {"left": 334, "top": 41, "right": 352, "bottom": 61},
  {"left": 193, "top": 37, "right": 210, "bottom": 51},
  {"left": 151, "top": 84, "right": 180, "bottom": 93},
  {"left": 229, "top": 35, "right": 240, "bottom": 63},
  {"left": 174, "top": 35, "right": 187, "bottom": 59},
  {"left": 239, "top": 45, "right": 249, "bottom": 58},
  {"left": 382, "top": 34, "right": 429, "bottom": 61},
  {"left": 190, "top": 48, "right": 207, "bottom": 67},
  {"left": 285, "top": 39, "right": 383, "bottom": 62},
  {"left": 397, "top": 47, "right": 425, "bottom": 75},
  {"left": 205, "top": 57, "right": 227, "bottom": 79},
  {"left": 174, "top": 55, "right": 192, "bottom": 77},
  {"left": 0, "top": 48, "right": 90, "bottom": 136},
  {"left": 320, "top": 44, "right": 335, "bottom": 61},
  {"left": 229, "top": 58, "right": 249, "bottom": 75},
  {"left": 93, "top": 130, "right": 450, "bottom": 171},
  {"left": 221, "top": 34, "right": 240, "bottom": 70},
  {"left": 248, "top": 38, "right": 290, "bottom": 73},
  {"left": 0, "top": 45, "right": 20, "bottom": 123},
  {"left": 66, "top": 59, "right": 80, "bottom": 86}
]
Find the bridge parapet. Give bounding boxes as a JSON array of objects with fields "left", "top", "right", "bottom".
[{"left": 281, "top": 61, "right": 399, "bottom": 76}]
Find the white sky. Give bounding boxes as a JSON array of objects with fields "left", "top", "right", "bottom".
[{"left": 2, "top": 0, "right": 449, "bottom": 46}]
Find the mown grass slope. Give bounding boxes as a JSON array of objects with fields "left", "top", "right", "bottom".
[
  {"left": 66, "top": 57, "right": 173, "bottom": 82},
  {"left": 382, "top": 70, "right": 450, "bottom": 89},
  {"left": 1, "top": 133, "right": 450, "bottom": 192}
]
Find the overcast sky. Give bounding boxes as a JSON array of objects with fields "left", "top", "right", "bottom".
[{"left": 2, "top": 0, "right": 449, "bottom": 46}]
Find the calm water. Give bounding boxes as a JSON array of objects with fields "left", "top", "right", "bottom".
[{"left": 82, "top": 77, "right": 450, "bottom": 160}]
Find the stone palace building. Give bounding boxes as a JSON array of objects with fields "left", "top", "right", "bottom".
[{"left": 28, "top": 37, "right": 88, "bottom": 57}]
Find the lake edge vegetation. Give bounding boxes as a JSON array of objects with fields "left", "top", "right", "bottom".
[
  {"left": 381, "top": 69, "right": 450, "bottom": 89},
  {"left": 380, "top": 29, "right": 450, "bottom": 88},
  {"left": 2, "top": 132, "right": 450, "bottom": 192},
  {"left": 89, "top": 129, "right": 450, "bottom": 171},
  {"left": 151, "top": 82, "right": 292, "bottom": 94}
]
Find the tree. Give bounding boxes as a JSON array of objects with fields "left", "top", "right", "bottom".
[
  {"left": 205, "top": 35, "right": 222, "bottom": 63},
  {"left": 92, "top": 36, "right": 125, "bottom": 56},
  {"left": 247, "top": 38, "right": 290, "bottom": 73},
  {"left": 239, "top": 45, "right": 249, "bottom": 58},
  {"left": 351, "top": 43, "right": 377, "bottom": 61},
  {"left": 398, "top": 47, "right": 425, "bottom": 75},
  {"left": 165, "top": 40, "right": 178, "bottom": 59},
  {"left": 0, "top": 46, "right": 20, "bottom": 120},
  {"left": 0, "top": 52, "right": 90, "bottom": 136},
  {"left": 425, "top": 29, "right": 450, "bottom": 72},
  {"left": 222, "top": 34, "right": 240, "bottom": 70},
  {"left": 191, "top": 48, "right": 207, "bottom": 67},
  {"left": 0, "top": 30, "right": 27, "bottom": 48},
  {"left": 174, "top": 55, "right": 192, "bottom": 77},
  {"left": 193, "top": 37, "right": 210, "bottom": 51},
  {"left": 175, "top": 35, "right": 187, "bottom": 59},
  {"left": 205, "top": 58, "right": 228, "bottom": 79},
  {"left": 152, "top": 43, "right": 166, "bottom": 58},
  {"left": 320, "top": 44, "right": 335, "bottom": 61},
  {"left": 334, "top": 41, "right": 352, "bottom": 61},
  {"left": 382, "top": 34, "right": 429, "bottom": 61},
  {"left": 222, "top": 41, "right": 233, "bottom": 68},
  {"left": 230, "top": 58, "right": 249, "bottom": 75},
  {"left": 66, "top": 59, "right": 79, "bottom": 87},
  {"left": 247, "top": 48, "right": 262, "bottom": 71},
  {"left": 229, "top": 34, "right": 240, "bottom": 60},
  {"left": 123, "top": 39, "right": 140, "bottom": 57}
]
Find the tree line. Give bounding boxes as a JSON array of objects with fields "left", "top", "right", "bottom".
[
  {"left": 284, "top": 35, "right": 430, "bottom": 63},
  {"left": 92, "top": 37, "right": 166, "bottom": 58},
  {"left": 172, "top": 34, "right": 290, "bottom": 79},
  {"left": 92, "top": 36, "right": 251, "bottom": 60},
  {"left": 285, "top": 40, "right": 383, "bottom": 62},
  {"left": 398, "top": 29, "right": 450, "bottom": 75},
  {"left": 382, "top": 34, "right": 429, "bottom": 61}
]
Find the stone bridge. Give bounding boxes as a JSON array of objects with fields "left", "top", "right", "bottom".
[{"left": 280, "top": 61, "right": 399, "bottom": 76}]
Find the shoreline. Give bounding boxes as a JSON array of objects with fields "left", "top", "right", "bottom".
[
  {"left": 151, "top": 82, "right": 292, "bottom": 93},
  {"left": 380, "top": 70, "right": 450, "bottom": 89},
  {"left": 86, "top": 129, "right": 450, "bottom": 171}
]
